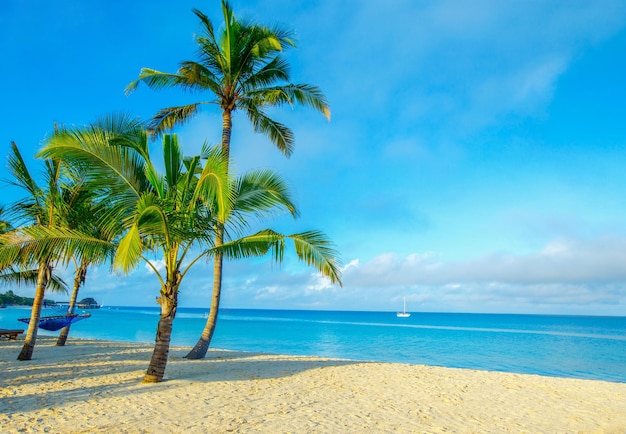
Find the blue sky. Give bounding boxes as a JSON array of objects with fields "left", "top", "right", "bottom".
[{"left": 2, "top": 0, "right": 626, "bottom": 315}]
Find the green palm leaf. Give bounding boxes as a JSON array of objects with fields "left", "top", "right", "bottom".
[
  {"left": 0, "top": 267, "right": 67, "bottom": 293},
  {"left": 216, "top": 229, "right": 342, "bottom": 285},
  {"left": 114, "top": 224, "right": 143, "bottom": 274}
]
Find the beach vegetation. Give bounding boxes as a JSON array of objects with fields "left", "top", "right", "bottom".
[
  {"left": 127, "top": 0, "right": 332, "bottom": 356},
  {"left": 0, "top": 133, "right": 118, "bottom": 350},
  {"left": 0, "top": 290, "right": 55, "bottom": 306},
  {"left": 40, "top": 114, "right": 196, "bottom": 381},
  {"left": 0, "top": 143, "right": 77, "bottom": 360},
  {"left": 41, "top": 114, "right": 340, "bottom": 382}
]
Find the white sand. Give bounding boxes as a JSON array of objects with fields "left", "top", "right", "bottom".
[{"left": 1, "top": 336, "right": 625, "bottom": 433}]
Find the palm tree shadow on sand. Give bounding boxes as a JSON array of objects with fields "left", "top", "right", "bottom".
[{"left": 0, "top": 338, "right": 362, "bottom": 416}]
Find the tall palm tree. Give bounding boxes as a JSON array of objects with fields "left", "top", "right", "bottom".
[
  {"left": 126, "top": 0, "right": 330, "bottom": 159},
  {"left": 127, "top": 0, "right": 333, "bottom": 352}
]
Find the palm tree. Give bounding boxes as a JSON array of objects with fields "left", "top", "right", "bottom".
[
  {"left": 42, "top": 118, "right": 232, "bottom": 381},
  {"left": 1, "top": 135, "right": 119, "bottom": 356},
  {"left": 41, "top": 117, "right": 199, "bottom": 381},
  {"left": 126, "top": 0, "right": 333, "bottom": 353},
  {"left": 0, "top": 143, "right": 68, "bottom": 360},
  {"left": 41, "top": 116, "right": 340, "bottom": 382},
  {"left": 126, "top": 0, "right": 330, "bottom": 159}
]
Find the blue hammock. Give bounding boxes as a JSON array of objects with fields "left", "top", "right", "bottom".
[{"left": 18, "top": 313, "right": 91, "bottom": 331}]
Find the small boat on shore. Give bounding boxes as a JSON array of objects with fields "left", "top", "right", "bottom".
[{"left": 396, "top": 297, "right": 410, "bottom": 318}]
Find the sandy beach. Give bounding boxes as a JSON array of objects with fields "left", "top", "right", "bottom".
[{"left": 1, "top": 337, "right": 625, "bottom": 433}]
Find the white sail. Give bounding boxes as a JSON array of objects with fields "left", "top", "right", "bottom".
[{"left": 396, "top": 297, "right": 411, "bottom": 318}]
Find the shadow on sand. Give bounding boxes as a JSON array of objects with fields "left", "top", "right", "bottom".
[{"left": 0, "top": 337, "right": 362, "bottom": 416}]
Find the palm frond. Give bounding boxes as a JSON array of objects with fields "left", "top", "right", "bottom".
[
  {"left": 125, "top": 68, "right": 192, "bottom": 95},
  {"left": 244, "top": 105, "right": 294, "bottom": 156},
  {"left": 163, "top": 135, "right": 182, "bottom": 190},
  {"left": 193, "top": 146, "right": 233, "bottom": 221},
  {"left": 114, "top": 224, "right": 143, "bottom": 274},
  {"left": 178, "top": 61, "right": 222, "bottom": 94},
  {"left": 192, "top": 8, "right": 216, "bottom": 42},
  {"left": 148, "top": 103, "right": 206, "bottom": 137},
  {"left": 233, "top": 169, "right": 298, "bottom": 218},
  {"left": 288, "top": 230, "right": 342, "bottom": 285},
  {"left": 214, "top": 229, "right": 342, "bottom": 286},
  {"left": 247, "top": 84, "right": 331, "bottom": 120},
  {"left": 242, "top": 56, "right": 290, "bottom": 90},
  {"left": 6, "top": 143, "right": 41, "bottom": 198},
  {"left": 0, "top": 227, "right": 115, "bottom": 269},
  {"left": 39, "top": 121, "right": 148, "bottom": 200},
  {"left": 0, "top": 267, "right": 68, "bottom": 293},
  {"left": 0, "top": 206, "right": 13, "bottom": 234}
]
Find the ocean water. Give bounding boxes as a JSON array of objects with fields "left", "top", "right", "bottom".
[{"left": 2, "top": 306, "right": 625, "bottom": 383}]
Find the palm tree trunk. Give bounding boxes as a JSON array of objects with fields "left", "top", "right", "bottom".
[
  {"left": 221, "top": 109, "right": 232, "bottom": 160},
  {"left": 18, "top": 263, "right": 50, "bottom": 361},
  {"left": 143, "top": 272, "right": 181, "bottom": 383},
  {"left": 184, "top": 230, "right": 224, "bottom": 359},
  {"left": 57, "top": 260, "right": 87, "bottom": 346},
  {"left": 183, "top": 110, "right": 232, "bottom": 360}
]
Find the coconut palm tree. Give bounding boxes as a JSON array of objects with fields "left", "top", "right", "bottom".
[
  {"left": 126, "top": 1, "right": 333, "bottom": 351},
  {"left": 126, "top": 0, "right": 330, "bottom": 159},
  {"left": 41, "top": 116, "right": 340, "bottom": 382},
  {"left": 0, "top": 143, "right": 70, "bottom": 360},
  {"left": 1, "top": 137, "right": 118, "bottom": 354},
  {"left": 41, "top": 117, "right": 202, "bottom": 381}
]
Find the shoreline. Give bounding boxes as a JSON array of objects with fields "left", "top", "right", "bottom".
[{"left": 2, "top": 337, "right": 626, "bottom": 432}]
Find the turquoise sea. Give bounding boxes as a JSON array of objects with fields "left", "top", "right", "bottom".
[{"left": 2, "top": 306, "right": 625, "bottom": 383}]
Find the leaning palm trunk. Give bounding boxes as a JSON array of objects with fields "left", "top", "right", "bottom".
[
  {"left": 184, "top": 232, "right": 224, "bottom": 359},
  {"left": 143, "top": 272, "right": 181, "bottom": 383},
  {"left": 184, "top": 112, "right": 232, "bottom": 359},
  {"left": 18, "top": 263, "right": 51, "bottom": 360},
  {"left": 57, "top": 260, "right": 87, "bottom": 346}
]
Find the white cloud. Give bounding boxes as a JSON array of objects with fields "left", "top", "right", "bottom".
[
  {"left": 307, "top": 274, "right": 333, "bottom": 292},
  {"left": 145, "top": 259, "right": 166, "bottom": 274},
  {"left": 344, "top": 236, "right": 626, "bottom": 287}
]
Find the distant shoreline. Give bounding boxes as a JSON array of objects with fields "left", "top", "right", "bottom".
[{"left": 6, "top": 303, "right": 626, "bottom": 318}]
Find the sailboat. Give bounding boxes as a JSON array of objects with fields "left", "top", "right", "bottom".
[{"left": 396, "top": 297, "right": 411, "bottom": 318}]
